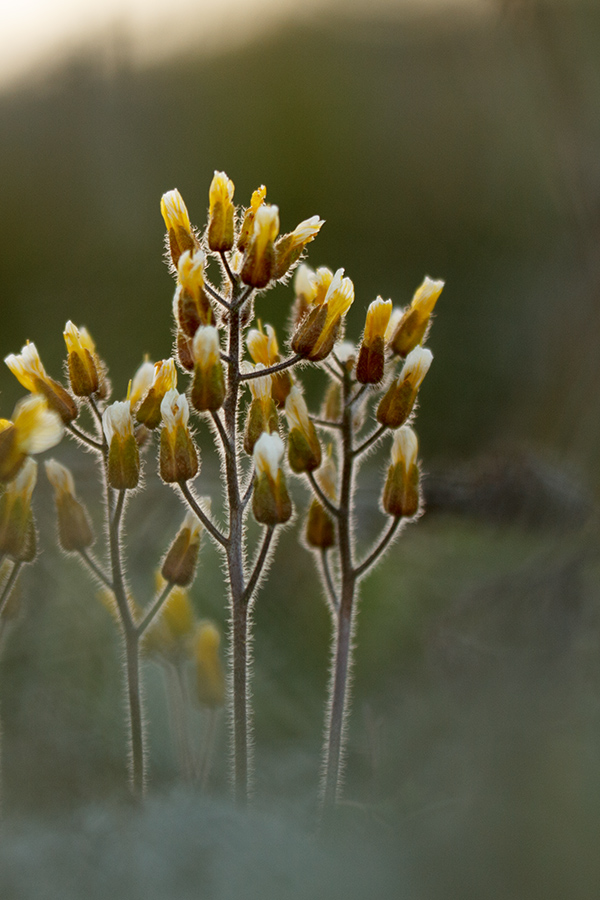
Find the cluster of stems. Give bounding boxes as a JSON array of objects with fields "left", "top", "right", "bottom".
[{"left": 0, "top": 170, "right": 443, "bottom": 813}]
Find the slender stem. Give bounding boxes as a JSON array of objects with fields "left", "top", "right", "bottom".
[
  {"left": 311, "top": 417, "right": 343, "bottom": 430},
  {"left": 323, "top": 362, "right": 343, "bottom": 382},
  {"left": 241, "top": 473, "right": 255, "bottom": 509},
  {"left": 232, "top": 284, "right": 253, "bottom": 311},
  {"left": 79, "top": 549, "right": 113, "bottom": 590},
  {"left": 67, "top": 423, "right": 104, "bottom": 451},
  {"left": 125, "top": 629, "right": 144, "bottom": 798},
  {"left": 0, "top": 561, "right": 22, "bottom": 618},
  {"left": 204, "top": 281, "right": 232, "bottom": 311},
  {"left": 88, "top": 396, "right": 104, "bottom": 434},
  {"left": 178, "top": 482, "right": 228, "bottom": 548},
  {"left": 231, "top": 597, "right": 249, "bottom": 803},
  {"left": 210, "top": 410, "right": 232, "bottom": 455},
  {"left": 307, "top": 471, "right": 340, "bottom": 518},
  {"left": 354, "top": 516, "right": 401, "bottom": 580},
  {"left": 220, "top": 250, "right": 237, "bottom": 286},
  {"left": 239, "top": 355, "right": 301, "bottom": 381},
  {"left": 136, "top": 582, "right": 173, "bottom": 636},
  {"left": 353, "top": 424, "right": 387, "bottom": 458},
  {"left": 320, "top": 549, "right": 339, "bottom": 611},
  {"left": 199, "top": 708, "right": 219, "bottom": 792},
  {"left": 347, "top": 383, "right": 368, "bottom": 408},
  {"left": 242, "top": 526, "right": 274, "bottom": 605}
]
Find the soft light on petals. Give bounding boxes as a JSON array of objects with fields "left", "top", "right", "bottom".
[
  {"left": 102, "top": 401, "right": 133, "bottom": 445},
  {"left": 13, "top": 395, "right": 64, "bottom": 454},
  {"left": 391, "top": 426, "right": 419, "bottom": 471},
  {"left": 253, "top": 432, "right": 284, "bottom": 479}
]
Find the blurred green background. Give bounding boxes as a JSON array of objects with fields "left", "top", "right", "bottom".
[{"left": 2, "top": 1, "right": 600, "bottom": 897}]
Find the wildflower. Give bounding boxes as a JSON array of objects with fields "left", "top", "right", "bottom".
[
  {"left": 291, "top": 265, "right": 334, "bottom": 329},
  {"left": 129, "top": 357, "right": 155, "bottom": 409},
  {"left": 246, "top": 322, "right": 292, "bottom": 407},
  {"left": 389, "top": 277, "right": 444, "bottom": 357},
  {"left": 190, "top": 327, "right": 225, "bottom": 412},
  {"left": 284, "top": 386, "right": 321, "bottom": 473},
  {"left": 306, "top": 449, "right": 337, "bottom": 549},
  {"left": 175, "top": 249, "right": 214, "bottom": 335},
  {"left": 0, "top": 458, "right": 37, "bottom": 561},
  {"left": 161, "top": 510, "right": 203, "bottom": 587},
  {"left": 238, "top": 185, "right": 267, "bottom": 253},
  {"left": 243, "top": 366, "right": 278, "bottom": 455},
  {"left": 207, "top": 171, "right": 235, "bottom": 252},
  {"left": 63, "top": 321, "right": 107, "bottom": 398},
  {"left": 5, "top": 342, "right": 77, "bottom": 423},
  {"left": 161, "top": 188, "right": 198, "bottom": 269},
  {"left": 376, "top": 346, "right": 433, "bottom": 429},
  {"left": 0, "top": 395, "right": 63, "bottom": 483},
  {"left": 273, "top": 215, "right": 324, "bottom": 280},
  {"left": 291, "top": 268, "right": 354, "bottom": 361},
  {"left": 240, "top": 205, "right": 280, "bottom": 289},
  {"left": 102, "top": 401, "right": 139, "bottom": 490},
  {"left": 252, "top": 432, "right": 292, "bottom": 525},
  {"left": 194, "top": 620, "right": 225, "bottom": 708},
  {"left": 356, "top": 298, "right": 393, "bottom": 384},
  {"left": 382, "top": 426, "right": 420, "bottom": 518},
  {"left": 159, "top": 390, "right": 199, "bottom": 484},
  {"left": 135, "top": 359, "right": 177, "bottom": 429},
  {"left": 45, "top": 458, "right": 94, "bottom": 552}
]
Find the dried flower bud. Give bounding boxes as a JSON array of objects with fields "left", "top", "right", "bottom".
[
  {"left": 240, "top": 205, "right": 280, "bottom": 289},
  {"left": 238, "top": 185, "right": 267, "bottom": 253},
  {"left": 175, "top": 249, "right": 214, "bottom": 334},
  {"left": 252, "top": 433, "right": 292, "bottom": 525},
  {"left": 389, "top": 277, "right": 444, "bottom": 357},
  {"left": 161, "top": 189, "right": 198, "bottom": 269},
  {"left": 191, "top": 327, "right": 226, "bottom": 411},
  {"left": 243, "top": 366, "right": 278, "bottom": 455},
  {"left": 102, "top": 401, "right": 139, "bottom": 490},
  {"left": 63, "top": 321, "right": 105, "bottom": 397},
  {"left": 356, "top": 298, "right": 393, "bottom": 384},
  {"left": 273, "top": 215, "right": 324, "bottom": 280},
  {"left": 382, "top": 426, "right": 420, "bottom": 518},
  {"left": 207, "top": 171, "right": 235, "bottom": 252},
  {"left": 161, "top": 510, "right": 203, "bottom": 587},
  {"left": 159, "top": 390, "right": 199, "bottom": 483},
  {"left": 0, "top": 395, "right": 63, "bottom": 483},
  {"left": 284, "top": 386, "right": 321, "bottom": 473},
  {"left": 292, "top": 268, "right": 354, "bottom": 362},
  {"left": 376, "top": 346, "right": 433, "bottom": 429},
  {"left": 0, "top": 458, "right": 37, "bottom": 562},
  {"left": 194, "top": 620, "right": 226, "bottom": 708},
  {"left": 45, "top": 458, "right": 94, "bottom": 552},
  {"left": 5, "top": 342, "right": 78, "bottom": 424},
  {"left": 135, "top": 359, "right": 177, "bottom": 429}
]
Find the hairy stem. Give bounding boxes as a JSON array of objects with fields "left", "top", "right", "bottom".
[{"left": 0, "top": 561, "right": 22, "bottom": 618}]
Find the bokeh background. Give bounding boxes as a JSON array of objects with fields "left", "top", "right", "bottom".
[{"left": 1, "top": 0, "right": 600, "bottom": 897}]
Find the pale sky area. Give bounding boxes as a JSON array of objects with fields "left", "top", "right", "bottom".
[{"left": 0, "top": 0, "right": 487, "bottom": 88}]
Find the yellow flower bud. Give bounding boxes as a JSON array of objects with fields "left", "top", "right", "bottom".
[
  {"left": 0, "top": 458, "right": 37, "bottom": 562},
  {"left": 252, "top": 433, "right": 292, "bottom": 526},
  {"left": 246, "top": 322, "right": 292, "bottom": 408},
  {"left": 63, "top": 322, "right": 107, "bottom": 398},
  {"left": 284, "top": 386, "right": 321, "bottom": 473},
  {"left": 159, "top": 390, "right": 199, "bottom": 483},
  {"left": 243, "top": 366, "right": 278, "bottom": 456},
  {"left": 161, "top": 188, "right": 198, "bottom": 269},
  {"left": 238, "top": 185, "right": 267, "bottom": 253},
  {"left": 382, "top": 426, "right": 420, "bottom": 518},
  {"left": 377, "top": 346, "right": 433, "bottom": 429},
  {"left": 135, "top": 359, "right": 177, "bottom": 429},
  {"left": 161, "top": 510, "right": 203, "bottom": 587},
  {"left": 356, "top": 298, "right": 393, "bottom": 384},
  {"left": 175, "top": 249, "right": 214, "bottom": 334},
  {"left": 194, "top": 620, "right": 226, "bottom": 708},
  {"left": 129, "top": 357, "right": 155, "bottom": 409},
  {"left": 305, "top": 449, "right": 337, "bottom": 549},
  {"left": 45, "top": 458, "right": 94, "bottom": 552},
  {"left": 389, "top": 277, "right": 444, "bottom": 357},
  {"left": 191, "top": 327, "right": 226, "bottom": 412},
  {"left": 5, "top": 342, "right": 78, "bottom": 424},
  {"left": 0, "top": 395, "right": 63, "bottom": 483},
  {"left": 102, "top": 401, "right": 139, "bottom": 490},
  {"left": 273, "top": 215, "right": 324, "bottom": 280},
  {"left": 240, "top": 205, "right": 280, "bottom": 289},
  {"left": 207, "top": 170, "right": 235, "bottom": 252},
  {"left": 291, "top": 268, "right": 354, "bottom": 362}
]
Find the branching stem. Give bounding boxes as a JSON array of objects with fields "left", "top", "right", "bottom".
[
  {"left": 178, "top": 481, "right": 229, "bottom": 548},
  {"left": 0, "top": 561, "right": 22, "bottom": 618},
  {"left": 239, "top": 355, "right": 301, "bottom": 381},
  {"left": 354, "top": 516, "right": 401, "bottom": 579},
  {"left": 307, "top": 471, "right": 340, "bottom": 518}
]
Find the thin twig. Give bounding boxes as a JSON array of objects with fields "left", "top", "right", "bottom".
[
  {"left": 239, "top": 355, "right": 301, "bottom": 381},
  {"left": 322, "top": 362, "right": 343, "bottom": 382},
  {"left": 88, "top": 396, "right": 105, "bottom": 434},
  {"left": 320, "top": 549, "right": 339, "bottom": 611},
  {"left": 136, "top": 581, "right": 174, "bottom": 636},
  {"left": 178, "top": 481, "right": 228, "bottom": 548},
  {"left": 204, "top": 281, "right": 232, "bottom": 311},
  {"left": 353, "top": 516, "right": 401, "bottom": 579},
  {"left": 346, "top": 383, "right": 368, "bottom": 408},
  {"left": 210, "top": 410, "right": 232, "bottom": 454},
  {"left": 242, "top": 526, "right": 274, "bottom": 605},
  {"left": 241, "top": 473, "right": 255, "bottom": 508},
  {"left": 67, "top": 423, "right": 104, "bottom": 451},
  {"left": 220, "top": 251, "right": 237, "bottom": 286},
  {"left": 0, "top": 561, "right": 22, "bottom": 618},
  {"left": 311, "top": 417, "right": 343, "bottom": 430},
  {"left": 232, "top": 284, "right": 253, "bottom": 311},
  {"left": 352, "top": 424, "right": 387, "bottom": 458},
  {"left": 307, "top": 471, "right": 340, "bottom": 518},
  {"left": 79, "top": 549, "right": 113, "bottom": 590}
]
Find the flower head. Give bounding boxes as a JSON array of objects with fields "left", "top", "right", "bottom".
[
  {"left": 103, "top": 401, "right": 139, "bottom": 490},
  {"left": 376, "top": 346, "right": 433, "bottom": 429},
  {"left": 161, "top": 188, "right": 198, "bottom": 268},
  {"left": 5, "top": 342, "right": 77, "bottom": 423},
  {"left": 389, "top": 276, "right": 445, "bottom": 357},
  {"left": 0, "top": 395, "right": 63, "bottom": 482},
  {"left": 207, "top": 171, "right": 235, "bottom": 252}
]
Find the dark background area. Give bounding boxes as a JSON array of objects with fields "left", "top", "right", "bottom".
[{"left": 1, "top": 2, "right": 600, "bottom": 897}]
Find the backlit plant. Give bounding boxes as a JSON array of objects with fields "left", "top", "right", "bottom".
[{"left": 0, "top": 171, "right": 443, "bottom": 813}]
